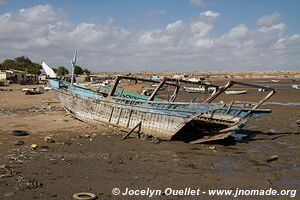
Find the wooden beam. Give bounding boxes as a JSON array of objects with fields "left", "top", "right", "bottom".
[{"left": 122, "top": 121, "right": 142, "bottom": 140}]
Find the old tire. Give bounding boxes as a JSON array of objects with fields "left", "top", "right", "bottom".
[
  {"left": 72, "top": 192, "right": 97, "bottom": 200},
  {"left": 12, "top": 130, "right": 28, "bottom": 136}
]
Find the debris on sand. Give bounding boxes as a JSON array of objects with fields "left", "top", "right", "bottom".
[
  {"left": 72, "top": 192, "right": 97, "bottom": 200},
  {"left": 0, "top": 165, "right": 13, "bottom": 179},
  {"left": 0, "top": 173, "right": 13, "bottom": 178},
  {"left": 296, "top": 120, "right": 300, "bottom": 127},
  {"left": 266, "top": 155, "right": 279, "bottom": 162},
  {"left": 0, "top": 105, "right": 64, "bottom": 115},
  {"left": 18, "top": 179, "right": 43, "bottom": 190},
  {"left": 268, "top": 129, "right": 277, "bottom": 134},
  {"left": 44, "top": 136, "right": 55, "bottom": 143},
  {"left": 31, "top": 144, "right": 38, "bottom": 150},
  {"left": 140, "top": 134, "right": 161, "bottom": 144},
  {"left": 15, "top": 140, "right": 25, "bottom": 146}
]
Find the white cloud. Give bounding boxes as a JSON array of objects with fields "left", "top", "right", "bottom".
[
  {"left": 259, "top": 23, "right": 285, "bottom": 32},
  {"left": 200, "top": 10, "right": 219, "bottom": 18},
  {"left": 0, "top": 5, "right": 299, "bottom": 70},
  {"left": 256, "top": 12, "right": 281, "bottom": 26},
  {"left": 190, "top": 0, "right": 206, "bottom": 7}
]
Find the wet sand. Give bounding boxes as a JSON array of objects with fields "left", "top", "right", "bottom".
[{"left": 0, "top": 80, "right": 299, "bottom": 199}]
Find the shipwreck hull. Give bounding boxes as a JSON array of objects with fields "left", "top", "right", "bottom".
[
  {"left": 48, "top": 76, "right": 274, "bottom": 143},
  {"left": 55, "top": 88, "right": 197, "bottom": 140}
]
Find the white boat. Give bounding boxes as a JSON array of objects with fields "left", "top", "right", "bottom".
[
  {"left": 225, "top": 90, "right": 248, "bottom": 95},
  {"left": 188, "top": 78, "right": 201, "bottom": 83},
  {"left": 292, "top": 84, "right": 300, "bottom": 90},
  {"left": 271, "top": 80, "right": 280, "bottom": 83},
  {"left": 184, "top": 86, "right": 207, "bottom": 93}
]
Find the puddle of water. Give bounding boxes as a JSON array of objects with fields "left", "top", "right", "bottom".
[
  {"left": 233, "top": 133, "right": 248, "bottom": 141},
  {"left": 263, "top": 102, "right": 300, "bottom": 106}
]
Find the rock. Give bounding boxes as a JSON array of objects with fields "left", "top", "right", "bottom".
[
  {"left": 210, "top": 162, "right": 215, "bottom": 170},
  {"left": 296, "top": 120, "right": 300, "bottom": 127},
  {"left": 15, "top": 140, "right": 25, "bottom": 146},
  {"left": 0, "top": 165, "right": 7, "bottom": 169},
  {"left": 266, "top": 155, "right": 279, "bottom": 162},
  {"left": 268, "top": 129, "right": 277, "bottom": 134},
  {"left": 45, "top": 136, "right": 55, "bottom": 143},
  {"left": 4, "top": 192, "right": 15, "bottom": 197},
  {"left": 25, "top": 179, "right": 43, "bottom": 189},
  {"left": 149, "top": 137, "right": 160, "bottom": 144},
  {"left": 208, "top": 146, "right": 216, "bottom": 150}
]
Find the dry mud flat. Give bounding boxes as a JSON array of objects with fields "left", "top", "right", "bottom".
[{"left": 0, "top": 81, "right": 299, "bottom": 200}]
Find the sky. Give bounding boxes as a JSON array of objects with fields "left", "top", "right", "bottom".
[{"left": 0, "top": 0, "right": 299, "bottom": 71}]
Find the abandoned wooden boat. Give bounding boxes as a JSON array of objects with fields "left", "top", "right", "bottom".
[{"left": 41, "top": 56, "right": 276, "bottom": 143}]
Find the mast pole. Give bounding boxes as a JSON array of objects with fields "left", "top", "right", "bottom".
[{"left": 70, "top": 50, "right": 77, "bottom": 86}]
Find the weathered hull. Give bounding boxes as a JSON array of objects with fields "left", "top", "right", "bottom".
[
  {"left": 55, "top": 88, "right": 194, "bottom": 140},
  {"left": 49, "top": 78, "right": 273, "bottom": 143}
]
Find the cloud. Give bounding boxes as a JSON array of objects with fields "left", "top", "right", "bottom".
[
  {"left": 190, "top": 0, "right": 206, "bottom": 7},
  {"left": 145, "top": 9, "right": 167, "bottom": 18},
  {"left": 256, "top": 12, "right": 281, "bottom": 26},
  {"left": 0, "top": 5, "right": 299, "bottom": 70}
]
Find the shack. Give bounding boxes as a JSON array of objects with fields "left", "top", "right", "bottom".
[{"left": 0, "top": 70, "right": 26, "bottom": 84}]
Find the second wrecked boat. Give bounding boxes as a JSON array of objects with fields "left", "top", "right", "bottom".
[{"left": 42, "top": 55, "right": 276, "bottom": 143}]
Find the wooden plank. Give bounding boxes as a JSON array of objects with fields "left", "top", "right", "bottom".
[{"left": 122, "top": 121, "right": 142, "bottom": 140}]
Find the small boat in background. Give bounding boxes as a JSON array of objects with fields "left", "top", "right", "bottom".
[
  {"left": 225, "top": 90, "right": 248, "bottom": 95},
  {"left": 271, "top": 80, "right": 280, "bottom": 83},
  {"left": 292, "top": 84, "right": 300, "bottom": 90},
  {"left": 184, "top": 86, "right": 207, "bottom": 93}
]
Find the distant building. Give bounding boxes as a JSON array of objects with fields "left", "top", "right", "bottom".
[
  {"left": 75, "top": 75, "right": 89, "bottom": 83},
  {"left": 0, "top": 70, "right": 26, "bottom": 84},
  {"left": 0, "top": 70, "right": 39, "bottom": 84},
  {"left": 89, "top": 75, "right": 107, "bottom": 82}
]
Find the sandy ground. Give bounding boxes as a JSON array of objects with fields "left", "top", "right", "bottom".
[{"left": 0, "top": 80, "right": 299, "bottom": 200}]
